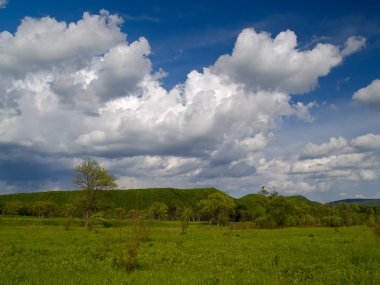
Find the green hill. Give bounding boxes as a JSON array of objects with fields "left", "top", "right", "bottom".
[
  {"left": 0, "top": 188, "right": 219, "bottom": 214},
  {"left": 0, "top": 189, "right": 321, "bottom": 213},
  {"left": 330, "top": 199, "right": 380, "bottom": 207},
  {"left": 237, "top": 194, "right": 321, "bottom": 211}
]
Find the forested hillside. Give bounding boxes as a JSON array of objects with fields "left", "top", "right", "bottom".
[{"left": 0, "top": 188, "right": 379, "bottom": 228}]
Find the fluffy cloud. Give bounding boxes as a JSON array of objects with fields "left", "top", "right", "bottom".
[
  {"left": 0, "top": 11, "right": 369, "bottom": 198},
  {"left": 0, "top": 10, "right": 124, "bottom": 76},
  {"left": 351, "top": 133, "right": 380, "bottom": 151},
  {"left": 353, "top": 79, "right": 380, "bottom": 106},
  {"left": 300, "top": 136, "right": 348, "bottom": 159},
  {"left": 289, "top": 134, "right": 380, "bottom": 187},
  {"left": 341, "top": 36, "right": 366, "bottom": 57},
  {"left": 211, "top": 28, "right": 344, "bottom": 94}
]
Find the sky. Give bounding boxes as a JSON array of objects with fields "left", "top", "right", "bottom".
[{"left": 0, "top": 0, "right": 379, "bottom": 202}]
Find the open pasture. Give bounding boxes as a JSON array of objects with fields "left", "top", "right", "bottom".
[{"left": 0, "top": 217, "right": 379, "bottom": 284}]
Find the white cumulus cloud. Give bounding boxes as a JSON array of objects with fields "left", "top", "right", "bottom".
[
  {"left": 300, "top": 136, "right": 348, "bottom": 159},
  {"left": 211, "top": 28, "right": 344, "bottom": 94},
  {"left": 353, "top": 79, "right": 380, "bottom": 106},
  {"left": 288, "top": 134, "right": 380, "bottom": 191},
  {"left": 0, "top": 10, "right": 125, "bottom": 76},
  {"left": 341, "top": 36, "right": 366, "bottom": 57},
  {"left": 0, "top": 11, "right": 370, "bottom": 198},
  {"left": 351, "top": 133, "right": 380, "bottom": 151}
]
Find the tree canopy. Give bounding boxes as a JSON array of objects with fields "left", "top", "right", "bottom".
[
  {"left": 73, "top": 159, "right": 117, "bottom": 228},
  {"left": 74, "top": 160, "right": 117, "bottom": 191},
  {"left": 199, "top": 192, "right": 236, "bottom": 225}
]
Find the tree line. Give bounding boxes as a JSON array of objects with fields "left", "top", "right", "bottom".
[
  {"left": 0, "top": 160, "right": 379, "bottom": 228},
  {"left": 1, "top": 190, "right": 379, "bottom": 228}
]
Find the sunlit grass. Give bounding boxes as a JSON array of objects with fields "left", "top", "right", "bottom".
[{"left": 0, "top": 217, "right": 379, "bottom": 284}]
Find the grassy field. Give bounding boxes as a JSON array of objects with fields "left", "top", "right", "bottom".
[{"left": 0, "top": 217, "right": 379, "bottom": 284}]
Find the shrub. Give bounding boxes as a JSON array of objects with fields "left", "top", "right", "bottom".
[
  {"left": 374, "top": 223, "right": 380, "bottom": 238},
  {"left": 113, "top": 241, "right": 140, "bottom": 272},
  {"left": 321, "top": 215, "right": 344, "bottom": 227},
  {"left": 179, "top": 207, "right": 192, "bottom": 235},
  {"left": 126, "top": 241, "right": 140, "bottom": 272},
  {"left": 3, "top": 201, "right": 33, "bottom": 216},
  {"left": 367, "top": 215, "right": 375, "bottom": 227},
  {"left": 32, "top": 201, "right": 58, "bottom": 218},
  {"left": 114, "top": 208, "right": 126, "bottom": 220},
  {"left": 147, "top": 202, "right": 168, "bottom": 221},
  {"left": 92, "top": 217, "right": 113, "bottom": 228}
]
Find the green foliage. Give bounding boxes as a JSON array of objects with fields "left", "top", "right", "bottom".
[
  {"left": 0, "top": 188, "right": 218, "bottom": 216},
  {"left": 1, "top": 188, "right": 379, "bottom": 230},
  {"left": 2, "top": 201, "right": 33, "bottom": 216},
  {"left": 114, "top": 208, "right": 126, "bottom": 220},
  {"left": 73, "top": 160, "right": 117, "bottom": 229},
  {"left": 73, "top": 160, "right": 117, "bottom": 191},
  {"left": 32, "top": 201, "right": 58, "bottom": 218},
  {"left": 199, "top": 192, "right": 236, "bottom": 226},
  {"left": 238, "top": 194, "right": 320, "bottom": 212},
  {"left": 113, "top": 241, "right": 140, "bottom": 272},
  {"left": 147, "top": 202, "right": 168, "bottom": 220},
  {"left": 178, "top": 207, "right": 192, "bottom": 234},
  {"left": 131, "top": 211, "right": 151, "bottom": 242},
  {"left": 321, "top": 215, "right": 344, "bottom": 227}
]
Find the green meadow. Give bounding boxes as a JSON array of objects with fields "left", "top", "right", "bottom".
[{"left": 1, "top": 217, "right": 379, "bottom": 285}]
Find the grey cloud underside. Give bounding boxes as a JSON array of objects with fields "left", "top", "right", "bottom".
[
  {"left": 0, "top": 144, "right": 73, "bottom": 194},
  {"left": 353, "top": 79, "right": 380, "bottom": 108},
  {"left": 0, "top": 11, "right": 376, "bottom": 198},
  {"left": 289, "top": 135, "right": 380, "bottom": 185}
]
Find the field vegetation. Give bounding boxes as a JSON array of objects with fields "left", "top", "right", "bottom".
[{"left": 0, "top": 216, "right": 379, "bottom": 284}]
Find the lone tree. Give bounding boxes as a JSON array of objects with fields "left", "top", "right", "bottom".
[
  {"left": 199, "top": 192, "right": 236, "bottom": 226},
  {"left": 148, "top": 201, "right": 168, "bottom": 221},
  {"left": 73, "top": 159, "right": 117, "bottom": 228}
]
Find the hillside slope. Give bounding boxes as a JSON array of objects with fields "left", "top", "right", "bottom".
[
  {"left": 237, "top": 194, "right": 321, "bottom": 211},
  {"left": 330, "top": 199, "right": 380, "bottom": 207},
  {"left": 0, "top": 188, "right": 219, "bottom": 212}
]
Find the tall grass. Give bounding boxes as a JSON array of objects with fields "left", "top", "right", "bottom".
[
  {"left": 0, "top": 217, "right": 379, "bottom": 284},
  {"left": 374, "top": 223, "right": 380, "bottom": 238}
]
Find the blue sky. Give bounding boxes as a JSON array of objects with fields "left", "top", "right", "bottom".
[{"left": 0, "top": 0, "right": 379, "bottom": 202}]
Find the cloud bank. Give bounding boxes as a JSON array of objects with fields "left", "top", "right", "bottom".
[{"left": 0, "top": 10, "right": 375, "bottom": 200}]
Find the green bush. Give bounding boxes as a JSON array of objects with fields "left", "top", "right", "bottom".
[{"left": 321, "top": 215, "right": 344, "bottom": 227}]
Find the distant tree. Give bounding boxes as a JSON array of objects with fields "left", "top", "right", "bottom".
[
  {"left": 252, "top": 205, "right": 267, "bottom": 227},
  {"left": 73, "top": 160, "right": 117, "bottom": 229},
  {"left": 199, "top": 192, "right": 236, "bottom": 226},
  {"left": 258, "top": 186, "right": 269, "bottom": 196},
  {"left": 234, "top": 203, "right": 247, "bottom": 222},
  {"left": 4, "top": 201, "right": 33, "bottom": 216},
  {"left": 269, "top": 190, "right": 279, "bottom": 198},
  {"left": 33, "top": 201, "right": 58, "bottom": 218},
  {"left": 267, "top": 196, "right": 293, "bottom": 227},
  {"left": 148, "top": 202, "right": 168, "bottom": 220}
]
